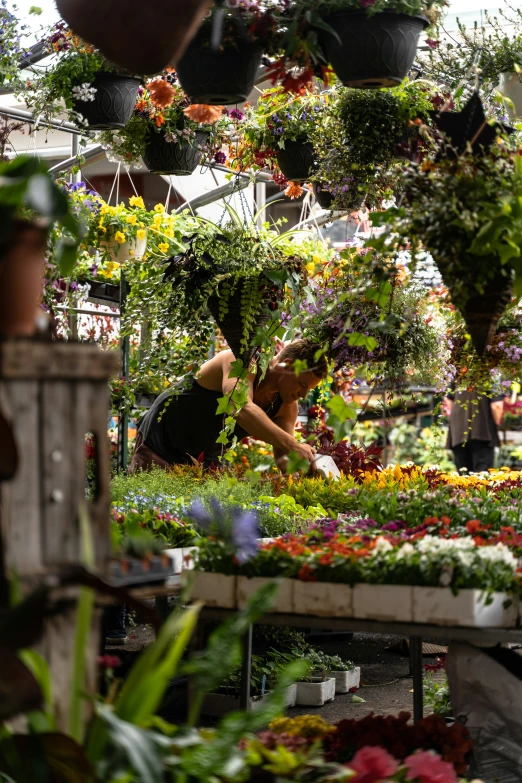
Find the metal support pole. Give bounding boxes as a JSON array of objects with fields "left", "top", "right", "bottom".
[
  {"left": 409, "top": 636, "right": 424, "bottom": 722},
  {"left": 70, "top": 135, "right": 82, "bottom": 185},
  {"left": 255, "top": 181, "right": 266, "bottom": 230},
  {"left": 118, "top": 271, "right": 130, "bottom": 472},
  {"left": 239, "top": 624, "right": 253, "bottom": 711}
]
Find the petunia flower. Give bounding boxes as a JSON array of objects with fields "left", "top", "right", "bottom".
[
  {"left": 147, "top": 78, "right": 176, "bottom": 109},
  {"left": 183, "top": 104, "right": 224, "bottom": 124}
]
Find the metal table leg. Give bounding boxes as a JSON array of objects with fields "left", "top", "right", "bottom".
[
  {"left": 410, "top": 635, "right": 424, "bottom": 722},
  {"left": 239, "top": 624, "right": 253, "bottom": 711}
]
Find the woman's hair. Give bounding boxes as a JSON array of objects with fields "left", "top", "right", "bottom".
[{"left": 276, "top": 339, "right": 329, "bottom": 378}]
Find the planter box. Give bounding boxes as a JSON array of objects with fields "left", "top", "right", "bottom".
[
  {"left": 285, "top": 683, "right": 297, "bottom": 707},
  {"left": 353, "top": 584, "right": 413, "bottom": 622},
  {"left": 189, "top": 571, "right": 237, "bottom": 609},
  {"left": 293, "top": 580, "right": 353, "bottom": 617},
  {"left": 237, "top": 576, "right": 294, "bottom": 613},
  {"left": 413, "top": 587, "right": 518, "bottom": 628},
  {"left": 296, "top": 678, "right": 336, "bottom": 707},
  {"left": 332, "top": 667, "right": 361, "bottom": 694}
]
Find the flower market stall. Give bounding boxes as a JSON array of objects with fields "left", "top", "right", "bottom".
[{"left": 3, "top": 0, "right": 522, "bottom": 780}]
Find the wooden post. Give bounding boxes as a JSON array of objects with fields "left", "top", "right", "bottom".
[{"left": 0, "top": 340, "right": 119, "bottom": 729}]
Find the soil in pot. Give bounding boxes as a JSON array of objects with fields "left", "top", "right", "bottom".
[
  {"left": 0, "top": 221, "right": 47, "bottom": 337},
  {"left": 276, "top": 139, "right": 316, "bottom": 182},
  {"left": 143, "top": 131, "right": 207, "bottom": 175},
  {"left": 176, "top": 28, "right": 262, "bottom": 105},
  {"left": 72, "top": 72, "right": 141, "bottom": 129},
  {"left": 318, "top": 12, "right": 428, "bottom": 88}
]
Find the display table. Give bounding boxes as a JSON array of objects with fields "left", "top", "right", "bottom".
[{"left": 198, "top": 607, "right": 522, "bottom": 722}]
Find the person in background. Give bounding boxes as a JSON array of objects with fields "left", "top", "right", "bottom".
[{"left": 444, "top": 389, "right": 504, "bottom": 472}]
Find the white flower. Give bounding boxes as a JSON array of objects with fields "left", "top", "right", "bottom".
[
  {"left": 373, "top": 536, "right": 393, "bottom": 554},
  {"left": 72, "top": 83, "right": 97, "bottom": 102}
]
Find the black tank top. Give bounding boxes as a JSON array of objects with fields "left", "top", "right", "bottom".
[{"left": 139, "top": 376, "right": 283, "bottom": 466}]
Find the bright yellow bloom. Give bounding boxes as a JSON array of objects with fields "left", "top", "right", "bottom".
[
  {"left": 129, "top": 195, "right": 145, "bottom": 209},
  {"left": 136, "top": 229, "right": 146, "bottom": 240},
  {"left": 126, "top": 214, "right": 137, "bottom": 225},
  {"left": 153, "top": 214, "right": 163, "bottom": 228},
  {"left": 158, "top": 242, "right": 169, "bottom": 253},
  {"left": 100, "top": 204, "right": 111, "bottom": 215},
  {"left": 154, "top": 203, "right": 165, "bottom": 213},
  {"left": 98, "top": 217, "right": 105, "bottom": 227},
  {"left": 114, "top": 231, "right": 126, "bottom": 244},
  {"left": 139, "top": 221, "right": 145, "bottom": 228},
  {"left": 163, "top": 228, "right": 174, "bottom": 238}
]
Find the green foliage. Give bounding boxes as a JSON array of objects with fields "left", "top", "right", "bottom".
[{"left": 423, "top": 671, "right": 451, "bottom": 717}]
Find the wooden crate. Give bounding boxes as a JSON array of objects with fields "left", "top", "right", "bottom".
[{"left": 0, "top": 339, "right": 119, "bottom": 729}]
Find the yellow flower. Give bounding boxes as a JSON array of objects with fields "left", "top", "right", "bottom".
[
  {"left": 137, "top": 229, "right": 146, "bottom": 240},
  {"left": 98, "top": 216, "right": 104, "bottom": 227},
  {"left": 114, "top": 231, "right": 126, "bottom": 244},
  {"left": 153, "top": 214, "right": 163, "bottom": 228},
  {"left": 154, "top": 203, "right": 165, "bottom": 213},
  {"left": 163, "top": 228, "right": 174, "bottom": 238},
  {"left": 126, "top": 214, "right": 137, "bottom": 225},
  {"left": 158, "top": 242, "right": 169, "bottom": 253},
  {"left": 139, "top": 221, "right": 145, "bottom": 228},
  {"left": 129, "top": 195, "right": 145, "bottom": 209}
]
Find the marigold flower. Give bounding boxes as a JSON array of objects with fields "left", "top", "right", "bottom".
[
  {"left": 183, "top": 103, "right": 224, "bottom": 124},
  {"left": 147, "top": 78, "right": 176, "bottom": 109}
]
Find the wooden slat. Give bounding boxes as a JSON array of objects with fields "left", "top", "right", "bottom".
[
  {"left": 0, "top": 381, "right": 42, "bottom": 573},
  {"left": 0, "top": 340, "right": 119, "bottom": 380}
]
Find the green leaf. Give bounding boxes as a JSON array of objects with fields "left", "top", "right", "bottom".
[
  {"left": 228, "top": 359, "right": 245, "bottom": 379},
  {"left": 326, "top": 395, "right": 357, "bottom": 423},
  {"left": 286, "top": 450, "right": 310, "bottom": 474}
]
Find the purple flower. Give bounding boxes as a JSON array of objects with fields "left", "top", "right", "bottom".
[
  {"left": 229, "top": 108, "right": 244, "bottom": 121},
  {"left": 187, "top": 499, "right": 212, "bottom": 530},
  {"left": 214, "top": 151, "right": 226, "bottom": 164},
  {"left": 232, "top": 510, "right": 260, "bottom": 564}
]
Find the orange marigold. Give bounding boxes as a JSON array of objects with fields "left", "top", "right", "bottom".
[{"left": 284, "top": 181, "right": 304, "bottom": 200}]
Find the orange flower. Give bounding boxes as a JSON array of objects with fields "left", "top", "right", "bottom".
[
  {"left": 183, "top": 104, "right": 224, "bottom": 124},
  {"left": 466, "top": 519, "right": 481, "bottom": 534},
  {"left": 147, "top": 78, "right": 176, "bottom": 109},
  {"left": 319, "top": 552, "right": 333, "bottom": 566},
  {"left": 440, "top": 516, "right": 451, "bottom": 526},
  {"left": 284, "top": 181, "right": 304, "bottom": 200},
  {"left": 155, "top": 114, "right": 166, "bottom": 128},
  {"left": 298, "top": 564, "right": 317, "bottom": 582}
]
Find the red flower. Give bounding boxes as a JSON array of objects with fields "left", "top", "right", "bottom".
[
  {"left": 404, "top": 750, "right": 457, "bottom": 783},
  {"left": 348, "top": 746, "right": 398, "bottom": 782},
  {"left": 97, "top": 654, "right": 122, "bottom": 669},
  {"left": 465, "top": 519, "right": 481, "bottom": 534},
  {"left": 297, "top": 563, "right": 317, "bottom": 582}
]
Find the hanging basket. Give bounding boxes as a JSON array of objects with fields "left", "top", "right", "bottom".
[
  {"left": 276, "top": 138, "right": 316, "bottom": 183},
  {"left": 176, "top": 28, "right": 262, "bottom": 105},
  {"left": 313, "top": 182, "right": 334, "bottom": 210},
  {"left": 143, "top": 131, "right": 207, "bottom": 175},
  {"left": 103, "top": 231, "right": 148, "bottom": 264},
  {"left": 435, "top": 254, "right": 514, "bottom": 356},
  {"left": 0, "top": 221, "right": 47, "bottom": 337},
  {"left": 207, "top": 278, "right": 276, "bottom": 365},
  {"left": 72, "top": 73, "right": 141, "bottom": 130},
  {"left": 56, "top": 0, "right": 212, "bottom": 75},
  {"left": 318, "top": 12, "right": 428, "bottom": 88}
]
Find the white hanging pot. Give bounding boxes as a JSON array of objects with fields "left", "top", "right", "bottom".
[
  {"left": 106, "top": 231, "right": 148, "bottom": 264},
  {"left": 499, "top": 72, "right": 522, "bottom": 118}
]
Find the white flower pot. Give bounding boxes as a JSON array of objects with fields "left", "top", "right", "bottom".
[
  {"left": 285, "top": 683, "right": 297, "bottom": 707},
  {"left": 353, "top": 584, "right": 413, "bottom": 622},
  {"left": 188, "top": 571, "right": 237, "bottom": 609},
  {"left": 413, "top": 587, "right": 518, "bottom": 628},
  {"left": 293, "top": 580, "right": 353, "bottom": 617},
  {"left": 237, "top": 576, "right": 294, "bottom": 613},
  {"left": 106, "top": 232, "right": 148, "bottom": 263},
  {"left": 164, "top": 547, "right": 184, "bottom": 574},
  {"left": 499, "top": 72, "right": 522, "bottom": 118},
  {"left": 296, "top": 678, "right": 336, "bottom": 707},
  {"left": 332, "top": 667, "right": 361, "bottom": 694}
]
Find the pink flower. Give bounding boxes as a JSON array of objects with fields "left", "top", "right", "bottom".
[
  {"left": 348, "top": 746, "right": 399, "bottom": 783},
  {"left": 426, "top": 38, "right": 441, "bottom": 48},
  {"left": 97, "top": 654, "right": 122, "bottom": 669},
  {"left": 360, "top": 0, "right": 376, "bottom": 6},
  {"left": 405, "top": 751, "right": 457, "bottom": 783}
]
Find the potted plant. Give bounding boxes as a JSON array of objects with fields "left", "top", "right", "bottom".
[
  {"left": 163, "top": 206, "right": 308, "bottom": 365},
  {"left": 89, "top": 195, "right": 153, "bottom": 263},
  {"left": 99, "top": 71, "right": 230, "bottom": 174},
  {"left": 311, "top": 80, "right": 440, "bottom": 212},
  {"left": 24, "top": 22, "right": 141, "bottom": 130},
  {"left": 289, "top": 0, "right": 444, "bottom": 88},
  {"left": 0, "top": 2, "right": 31, "bottom": 90},
  {"left": 0, "top": 155, "right": 80, "bottom": 337},
  {"left": 382, "top": 134, "right": 522, "bottom": 355},
  {"left": 241, "top": 86, "right": 326, "bottom": 183},
  {"left": 176, "top": 4, "right": 283, "bottom": 105}
]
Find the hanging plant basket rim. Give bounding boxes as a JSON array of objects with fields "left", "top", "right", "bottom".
[{"left": 322, "top": 9, "right": 429, "bottom": 25}]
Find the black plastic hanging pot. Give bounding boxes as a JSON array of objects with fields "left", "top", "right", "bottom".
[
  {"left": 143, "top": 130, "right": 208, "bottom": 175},
  {"left": 72, "top": 72, "right": 141, "bottom": 129},
  {"left": 318, "top": 12, "right": 428, "bottom": 88},
  {"left": 176, "top": 26, "right": 262, "bottom": 105},
  {"left": 207, "top": 278, "right": 276, "bottom": 365},
  {"left": 276, "top": 138, "right": 316, "bottom": 183},
  {"left": 313, "top": 182, "right": 334, "bottom": 210}
]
